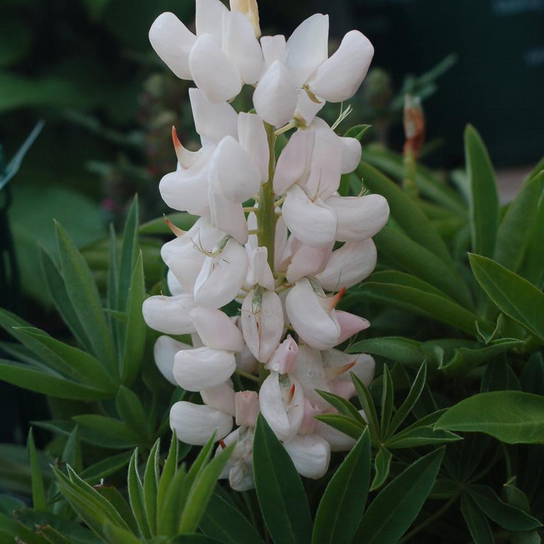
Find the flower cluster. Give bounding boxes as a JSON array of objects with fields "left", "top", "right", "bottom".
[{"left": 143, "top": 0, "right": 390, "bottom": 490}]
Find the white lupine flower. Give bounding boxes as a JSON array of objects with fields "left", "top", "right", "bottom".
[
  {"left": 290, "top": 344, "right": 331, "bottom": 407},
  {"left": 265, "top": 335, "right": 298, "bottom": 374},
  {"left": 154, "top": 336, "right": 192, "bottom": 385},
  {"left": 283, "top": 434, "right": 331, "bottom": 479},
  {"left": 285, "top": 238, "right": 333, "bottom": 283},
  {"left": 167, "top": 270, "right": 184, "bottom": 296},
  {"left": 235, "top": 391, "right": 260, "bottom": 427},
  {"left": 201, "top": 380, "right": 236, "bottom": 415},
  {"left": 170, "top": 401, "right": 233, "bottom": 446},
  {"left": 230, "top": 0, "right": 261, "bottom": 38},
  {"left": 335, "top": 310, "right": 371, "bottom": 345},
  {"left": 217, "top": 427, "right": 255, "bottom": 491},
  {"left": 190, "top": 307, "right": 245, "bottom": 352},
  {"left": 142, "top": 294, "right": 196, "bottom": 335},
  {"left": 245, "top": 246, "right": 275, "bottom": 291}
]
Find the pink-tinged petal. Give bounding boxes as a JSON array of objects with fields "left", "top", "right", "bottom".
[
  {"left": 222, "top": 11, "right": 264, "bottom": 85},
  {"left": 190, "top": 307, "right": 245, "bottom": 352},
  {"left": 294, "top": 88, "right": 325, "bottom": 126},
  {"left": 286, "top": 238, "right": 333, "bottom": 283},
  {"left": 325, "top": 194, "right": 390, "bottom": 242},
  {"left": 154, "top": 336, "right": 192, "bottom": 385},
  {"left": 273, "top": 129, "right": 315, "bottom": 195},
  {"left": 285, "top": 279, "right": 341, "bottom": 350},
  {"left": 235, "top": 391, "right": 260, "bottom": 427},
  {"left": 238, "top": 113, "right": 269, "bottom": 183},
  {"left": 241, "top": 288, "right": 284, "bottom": 363},
  {"left": 339, "top": 136, "right": 362, "bottom": 174},
  {"left": 285, "top": 14, "right": 329, "bottom": 87},
  {"left": 245, "top": 247, "right": 275, "bottom": 291},
  {"left": 308, "top": 30, "right": 374, "bottom": 103},
  {"left": 291, "top": 344, "right": 331, "bottom": 407},
  {"left": 189, "top": 34, "right": 242, "bottom": 103},
  {"left": 259, "top": 372, "right": 304, "bottom": 441},
  {"left": 283, "top": 434, "right": 330, "bottom": 479},
  {"left": 201, "top": 380, "right": 236, "bottom": 415},
  {"left": 315, "top": 239, "right": 377, "bottom": 291},
  {"left": 149, "top": 13, "right": 196, "bottom": 80},
  {"left": 261, "top": 35, "right": 286, "bottom": 68},
  {"left": 171, "top": 401, "right": 233, "bottom": 445},
  {"left": 274, "top": 217, "right": 289, "bottom": 270},
  {"left": 282, "top": 185, "right": 337, "bottom": 248},
  {"left": 189, "top": 88, "right": 238, "bottom": 143},
  {"left": 195, "top": 0, "right": 228, "bottom": 42},
  {"left": 330, "top": 379, "right": 356, "bottom": 400},
  {"left": 323, "top": 349, "right": 375, "bottom": 387},
  {"left": 253, "top": 61, "right": 298, "bottom": 127},
  {"left": 194, "top": 238, "right": 248, "bottom": 308},
  {"left": 208, "top": 187, "right": 248, "bottom": 244},
  {"left": 265, "top": 335, "right": 298, "bottom": 374},
  {"left": 314, "top": 420, "right": 356, "bottom": 451},
  {"left": 335, "top": 310, "right": 371, "bottom": 345},
  {"left": 298, "top": 399, "right": 322, "bottom": 435},
  {"left": 174, "top": 347, "right": 236, "bottom": 391},
  {"left": 142, "top": 294, "right": 196, "bottom": 335},
  {"left": 209, "top": 136, "right": 261, "bottom": 202}
]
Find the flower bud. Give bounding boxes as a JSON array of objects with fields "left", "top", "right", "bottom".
[
  {"left": 265, "top": 335, "right": 298, "bottom": 374},
  {"left": 190, "top": 307, "right": 245, "bottom": 352},
  {"left": 201, "top": 380, "right": 236, "bottom": 415},
  {"left": 170, "top": 401, "right": 233, "bottom": 445},
  {"left": 326, "top": 194, "right": 390, "bottom": 242},
  {"left": 241, "top": 286, "right": 284, "bottom": 363},
  {"left": 154, "top": 336, "right": 192, "bottom": 385},
  {"left": 285, "top": 279, "right": 341, "bottom": 350},
  {"left": 283, "top": 434, "right": 330, "bottom": 479},
  {"left": 308, "top": 30, "right": 374, "bottom": 103},
  {"left": 235, "top": 391, "right": 260, "bottom": 427},
  {"left": 173, "top": 347, "right": 236, "bottom": 391},
  {"left": 142, "top": 294, "right": 196, "bottom": 335},
  {"left": 259, "top": 372, "right": 304, "bottom": 442},
  {"left": 230, "top": 0, "right": 261, "bottom": 38}
]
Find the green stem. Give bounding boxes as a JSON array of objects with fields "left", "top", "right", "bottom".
[{"left": 257, "top": 122, "right": 277, "bottom": 270}]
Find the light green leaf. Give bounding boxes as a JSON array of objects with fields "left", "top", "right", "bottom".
[
  {"left": 116, "top": 386, "right": 150, "bottom": 440},
  {"left": 312, "top": 430, "right": 371, "bottom": 544},
  {"left": 80, "top": 451, "right": 132, "bottom": 485},
  {"left": 465, "top": 125, "right": 499, "bottom": 257},
  {"left": 435, "top": 391, "right": 544, "bottom": 444},
  {"left": 28, "top": 429, "right": 47, "bottom": 512},
  {"left": 102, "top": 523, "right": 142, "bottom": 544},
  {"left": 127, "top": 450, "right": 152, "bottom": 540},
  {"left": 144, "top": 439, "right": 161, "bottom": 536}
]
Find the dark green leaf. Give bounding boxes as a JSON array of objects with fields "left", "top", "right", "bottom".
[
  {"left": 348, "top": 337, "right": 425, "bottom": 367},
  {"left": 144, "top": 439, "right": 161, "bottom": 536},
  {"left": 386, "top": 426, "right": 461, "bottom": 449},
  {"left": 352, "top": 374, "right": 379, "bottom": 435},
  {"left": 102, "top": 522, "right": 142, "bottom": 544},
  {"left": 127, "top": 449, "right": 152, "bottom": 539},
  {"left": 314, "top": 415, "right": 365, "bottom": 440},
  {"left": 116, "top": 386, "right": 150, "bottom": 439},
  {"left": 370, "top": 448, "right": 392, "bottom": 491},
  {"left": 28, "top": 429, "right": 47, "bottom": 511},
  {"left": 316, "top": 390, "right": 366, "bottom": 424},
  {"left": 73, "top": 415, "right": 139, "bottom": 448},
  {"left": 461, "top": 494, "right": 495, "bottom": 544}
]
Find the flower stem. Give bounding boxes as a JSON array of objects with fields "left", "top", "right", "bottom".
[{"left": 257, "top": 122, "right": 277, "bottom": 270}]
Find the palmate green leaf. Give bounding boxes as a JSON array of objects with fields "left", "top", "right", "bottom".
[
  {"left": 380, "top": 366, "right": 395, "bottom": 432},
  {"left": 254, "top": 415, "right": 313, "bottom": 544},
  {"left": 0, "top": 511, "right": 49, "bottom": 544},
  {"left": 73, "top": 415, "right": 140, "bottom": 448},
  {"left": 352, "top": 448, "right": 444, "bottom": 544},
  {"left": 118, "top": 196, "right": 140, "bottom": 313},
  {"left": 469, "top": 254, "right": 544, "bottom": 343},
  {"left": 494, "top": 171, "right": 544, "bottom": 272},
  {"left": 127, "top": 450, "right": 152, "bottom": 540},
  {"left": 312, "top": 429, "right": 371, "bottom": 544},
  {"left": 385, "top": 426, "right": 461, "bottom": 449},
  {"left": 39, "top": 525, "right": 85, "bottom": 544},
  {"left": 102, "top": 523, "right": 142, "bottom": 544},
  {"left": 435, "top": 391, "right": 544, "bottom": 444},
  {"left": 121, "top": 253, "right": 147, "bottom": 385},
  {"left": 28, "top": 429, "right": 47, "bottom": 512},
  {"left": 169, "top": 535, "right": 223, "bottom": 544},
  {"left": 465, "top": 125, "right": 500, "bottom": 258},
  {"left": 116, "top": 387, "right": 150, "bottom": 440},
  {"left": 374, "top": 226, "right": 473, "bottom": 307},
  {"left": 55, "top": 221, "right": 116, "bottom": 374},
  {"left": 461, "top": 494, "right": 495, "bottom": 544},
  {"left": 352, "top": 374, "right": 379, "bottom": 436},
  {"left": 370, "top": 448, "right": 392, "bottom": 491},
  {"left": 314, "top": 414, "right": 365, "bottom": 440},
  {"left": 144, "top": 439, "right": 161, "bottom": 536},
  {"left": 157, "top": 433, "right": 178, "bottom": 520},
  {"left": 357, "top": 161, "right": 454, "bottom": 267},
  {"left": 159, "top": 466, "right": 187, "bottom": 536},
  {"left": 468, "top": 485, "right": 542, "bottom": 531},
  {"left": 519, "top": 183, "right": 544, "bottom": 289},
  {"left": 80, "top": 451, "right": 132, "bottom": 485},
  {"left": 316, "top": 390, "right": 366, "bottom": 424},
  {"left": 0, "top": 359, "right": 111, "bottom": 400},
  {"left": 200, "top": 492, "right": 265, "bottom": 544},
  {"left": 62, "top": 425, "right": 83, "bottom": 474},
  {"left": 347, "top": 337, "right": 425, "bottom": 367},
  {"left": 96, "top": 486, "right": 139, "bottom": 535}
]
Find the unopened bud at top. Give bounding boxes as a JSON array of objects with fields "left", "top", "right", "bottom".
[{"left": 230, "top": 0, "right": 261, "bottom": 38}]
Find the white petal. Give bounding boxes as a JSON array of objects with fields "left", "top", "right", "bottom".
[
  {"left": 194, "top": 238, "right": 249, "bottom": 308},
  {"left": 339, "top": 136, "right": 362, "bottom": 174},
  {"left": 294, "top": 88, "right": 325, "bottom": 126},
  {"left": 285, "top": 14, "right": 329, "bottom": 87},
  {"left": 335, "top": 311, "right": 371, "bottom": 345},
  {"left": 314, "top": 420, "right": 356, "bottom": 452},
  {"left": 282, "top": 185, "right": 337, "bottom": 248},
  {"left": 222, "top": 11, "right": 264, "bottom": 85},
  {"left": 174, "top": 347, "right": 236, "bottom": 391},
  {"left": 209, "top": 136, "right": 261, "bottom": 202},
  {"left": 315, "top": 239, "right": 377, "bottom": 290},
  {"left": 261, "top": 35, "right": 286, "bottom": 68},
  {"left": 201, "top": 380, "right": 236, "bottom": 415},
  {"left": 190, "top": 307, "right": 245, "bottom": 352},
  {"left": 283, "top": 435, "right": 330, "bottom": 479},
  {"left": 167, "top": 270, "right": 184, "bottom": 296},
  {"left": 154, "top": 336, "right": 192, "bottom": 385},
  {"left": 259, "top": 372, "right": 304, "bottom": 441},
  {"left": 235, "top": 391, "right": 260, "bottom": 427},
  {"left": 274, "top": 217, "right": 289, "bottom": 271},
  {"left": 195, "top": 0, "right": 228, "bottom": 42},
  {"left": 286, "top": 239, "right": 333, "bottom": 283},
  {"left": 285, "top": 279, "right": 340, "bottom": 350},
  {"left": 273, "top": 129, "right": 315, "bottom": 195},
  {"left": 171, "top": 401, "right": 233, "bottom": 445},
  {"left": 325, "top": 194, "right": 390, "bottom": 242},
  {"left": 245, "top": 247, "right": 275, "bottom": 291},
  {"left": 241, "top": 288, "right": 284, "bottom": 363},
  {"left": 190, "top": 34, "right": 242, "bottom": 103},
  {"left": 291, "top": 344, "right": 330, "bottom": 407},
  {"left": 142, "top": 294, "right": 196, "bottom": 335},
  {"left": 189, "top": 88, "right": 238, "bottom": 143},
  {"left": 324, "top": 351, "right": 375, "bottom": 386},
  {"left": 253, "top": 61, "right": 298, "bottom": 127},
  {"left": 208, "top": 186, "right": 248, "bottom": 243},
  {"left": 308, "top": 30, "right": 374, "bottom": 103},
  {"left": 238, "top": 113, "right": 269, "bottom": 183},
  {"left": 149, "top": 13, "right": 196, "bottom": 80}
]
